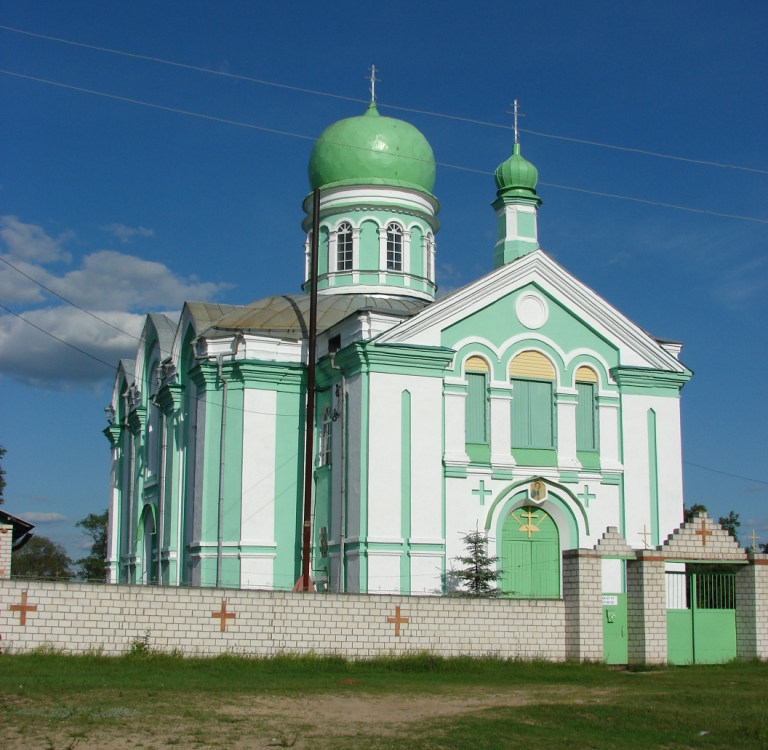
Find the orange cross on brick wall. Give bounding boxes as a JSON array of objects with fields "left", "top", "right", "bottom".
[
  {"left": 695, "top": 519, "right": 713, "bottom": 546},
  {"left": 211, "top": 600, "right": 236, "bottom": 632},
  {"left": 10, "top": 591, "right": 37, "bottom": 626},
  {"left": 386, "top": 605, "right": 409, "bottom": 636}
]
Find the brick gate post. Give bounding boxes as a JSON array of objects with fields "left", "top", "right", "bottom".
[
  {"left": 562, "top": 548, "right": 603, "bottom": 661},
  {"left": 736, "top": 552, "right": 768, "bottom": 660},
  {"left": 627, "top": 551, "right": 667, "bottom": 665}
]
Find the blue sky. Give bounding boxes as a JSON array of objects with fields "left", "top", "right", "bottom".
[{"left": 1, "top": 1, "right": 766, "bottom": 560}]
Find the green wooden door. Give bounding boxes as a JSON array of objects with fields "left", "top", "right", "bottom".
[{"left": 502, "top": 506, "right": 559, "bottom": 598}]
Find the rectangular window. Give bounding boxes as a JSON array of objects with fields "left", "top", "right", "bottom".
[
  {"left": 576, "top": 382, "right": 597, "bottom": 451},
  {"left": 465, "top": 372, "right": 488, "bottom": 444},
  {"left": 511, "top": 378, "right": 554, "bottom": 449}
]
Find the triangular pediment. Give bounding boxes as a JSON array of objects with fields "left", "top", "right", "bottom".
[
  {"left": 661, "top": 512, "right": 747, "bottom": 561},
  {"left": 376, "top": 250, "right": 688, "bottom": 373}
]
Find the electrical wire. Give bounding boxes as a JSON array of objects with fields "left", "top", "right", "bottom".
[
  {"left": 2, "top": 68, "right": 766, "bottom": 225},
  {"left": 2, "top": 23, "right": 766, "bottom": 175}
]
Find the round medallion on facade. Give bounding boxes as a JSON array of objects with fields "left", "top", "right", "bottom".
[{"left": 516, "top": 292, "right": 549, "bottom": 329}]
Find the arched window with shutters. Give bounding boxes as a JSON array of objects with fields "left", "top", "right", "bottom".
[
  {"left": 465, "top": 355, "right": 490, "bottom": 463},
  {"left": 575, "top": 365, "right": 599, "bottom": 454},
  {"left": 509, "top": 351, "right": 556, "bottom": 453}
]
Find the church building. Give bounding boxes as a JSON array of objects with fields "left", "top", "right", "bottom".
[{"left": 104, "top": 99, "right": 691, "bottom": 599}]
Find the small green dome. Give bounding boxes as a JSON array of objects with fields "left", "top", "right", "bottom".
[
  {"left": 494, "top": 143, "right": 539, "bottom": 197},
  {"left": 308, "top": 104, "right": 436, "bottom": 193}
]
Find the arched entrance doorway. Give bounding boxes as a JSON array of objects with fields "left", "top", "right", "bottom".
[{"left": 501, "top": 506, "right": 560, "bottom": 598}]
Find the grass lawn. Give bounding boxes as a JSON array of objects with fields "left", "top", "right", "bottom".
[{"left": 0, "top": 653, "right": 765, "bottom": 749}]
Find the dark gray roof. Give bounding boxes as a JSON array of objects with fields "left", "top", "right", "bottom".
[{"left": 195, "top": 293, "right": 430, "bottom": 340}]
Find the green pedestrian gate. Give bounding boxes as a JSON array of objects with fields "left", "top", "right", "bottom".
[{"left": 666, "top": 569, "right": 737, "bottom": 664}]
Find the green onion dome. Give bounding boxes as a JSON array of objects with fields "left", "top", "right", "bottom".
[
  {"left": 494, "top": 143, "right": 539, "bottom": 198},
  {"left": 308, "top": 103, "right": 436, "bottom": 193}
]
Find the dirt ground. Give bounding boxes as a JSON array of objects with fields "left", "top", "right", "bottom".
[{"left": 1, "top": 685, "right": 610, "bottom": 749}]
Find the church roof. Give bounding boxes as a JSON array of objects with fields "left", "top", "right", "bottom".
[{"left": 198, "top": 293, "right": 429, "bottom": 340}]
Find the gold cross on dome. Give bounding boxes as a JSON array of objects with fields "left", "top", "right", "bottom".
[{"left": 748, "top": 529, "right": 759, "bottom": 552}]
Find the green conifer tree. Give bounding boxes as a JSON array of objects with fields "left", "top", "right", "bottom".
[{"left": 450, "top": 529, "right": 503, "bottom": 597}]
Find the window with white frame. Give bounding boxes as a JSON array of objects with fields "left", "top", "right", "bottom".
[
  {"left": 336, "top": 222, "right": 353, "bottom": 271},
  {"left": 318, "top": 407, "right": 332, "bottom": 466},
  {"left": 386, "top": 223, "right": 403, "bottom": 271}
]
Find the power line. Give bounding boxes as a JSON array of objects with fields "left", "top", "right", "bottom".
[
  {"left": 2, "top": 23, "right": 765, "bottom": 175},
  {"left": 2, "top": 68, "right": 766, "bottom": 225},
  {"left": 0, "top": 254, "right": 147, "bottom": 344},
  {"left": 683, "top": 460, "right": 768, "bottom": 486},
  {"left": 0, "top": 302, "right": 117, "bottom": 371}
]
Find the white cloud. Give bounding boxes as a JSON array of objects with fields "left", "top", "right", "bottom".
[
  {"left": 712, "top": 256, "right": 768, "bottom": 310},
  {"left": 51, "top": 250, "right": 227, "bottom": 311},
  {"left": 102, "top": 223, "right": 155, "bottom": 243},
  {"left": 0, "top": 215, "right": 71, "bottom": 263},
  {"left": 22, "top": 512, "right": 70, "bottom": 523},
  {"left": 0, "top": 307, "right": 146, "bottom": 387},
  {"left": 0, "top": 216, "right": 231, "bottom": 389}
]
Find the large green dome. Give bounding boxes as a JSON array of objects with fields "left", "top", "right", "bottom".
[
  {"left": 494, "top": 143, "right": 539, "bottom": 198},
  {"left": 308, "top": 103, "right": 436, "bottom": 193}
]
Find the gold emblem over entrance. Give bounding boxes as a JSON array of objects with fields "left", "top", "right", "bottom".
[
  {"left": 528, "top": 480, "right": 547, "bottom": 503},
  {"left": 510, "top": 507, "right": 544, "bottom": 539}
]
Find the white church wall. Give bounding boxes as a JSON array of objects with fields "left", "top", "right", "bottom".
[
  {"left": 621, "top": 392, "right": 685, "bottom": 548},
  {"left": 239, "top": 388, "right": 279, "bottom": 589}
]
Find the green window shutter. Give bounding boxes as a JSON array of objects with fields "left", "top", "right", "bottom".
[
  {"left": 465, "top": 372, "right": 488, "bottom": 443},
  {"left": 510, "top": 378, "right": 531, "bottom": 447},
  {"left": 512, "top": 378, "right": 554, "bottom": 448},
  {"left": 576, "top": 382, "right": 596, "bottom": 451},
  {"left": 528, "top": 380, "right": 553, "bottom": 448}
]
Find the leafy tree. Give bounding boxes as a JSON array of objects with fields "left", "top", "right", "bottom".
[
  {"left": 11, "top": 536, "right": 73, "bottom": 578},
  {"left": 760, "top": 542, "right": 768, "bottom": 554},
  {"left": 76, "top": 510, "right": 108, "bottom": 581},
  {"left": 717, "top": 510, "right": 740, "bottom": 544},
  {"left": 450, "top": 529, "right": 502, "bottom": 597},
  {"left": 0, "top": 444, "right": 6, "bottom": 505}
]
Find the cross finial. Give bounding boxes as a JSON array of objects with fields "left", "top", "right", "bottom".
[
  {"left": 513, "top": 99, "right": 520, "bottom": 144},
  {"left": 368, "top": 64, "right": 380, "bottom": 104},
  {"left": 505, "top": 99, "right": 527, "bottom": 146}
]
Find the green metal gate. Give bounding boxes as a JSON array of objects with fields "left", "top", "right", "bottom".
[{"left": 666, "top": 570, "right": 736, "bottom": 664}]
